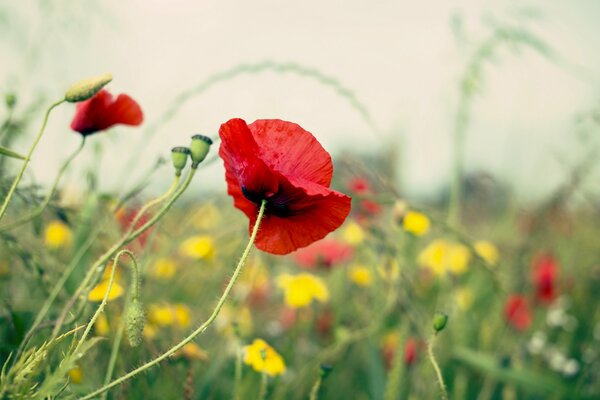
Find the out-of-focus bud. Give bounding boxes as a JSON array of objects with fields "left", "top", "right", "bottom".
[
  {"left": 433, "top": 311, "right": 448, "bottom": 333},
  {"left": 5, "top": 93, "right": 16, "bottom": 109},
  {"left": 65, "top": 73, "right": 113, "bottom": 103},
  {"left": 189, "top": 134, "right": 213, "bottom": 167},
  {"left": 392, "top": 200, "right": 408, "bottom": 225},
  {"left": 171, "top": 147, "right": 191, "bottom": 176}
]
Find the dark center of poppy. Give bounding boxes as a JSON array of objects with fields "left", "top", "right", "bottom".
[{"left": 241, "top": 186, "right": 293, "bottom": 217}]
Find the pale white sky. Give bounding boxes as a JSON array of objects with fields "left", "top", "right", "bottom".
[{"left": 1, "top": 0, "right": 599, "bottom": 202}]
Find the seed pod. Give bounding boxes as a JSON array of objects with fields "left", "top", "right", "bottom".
[
  {"left": 189, "top": 134, "right": 213, "bottom": 167},
  {"left": 65, "top": 73, "right": 113, "bottom": 103},
  {"left": 171, "top": 147, "right": 191, "bottom": 176},
  {"left": 126, "top": 299, "right": 146, "bottom": 347},
  {"left": 433, "top": 311, "right": 448, "bottom": 333}
]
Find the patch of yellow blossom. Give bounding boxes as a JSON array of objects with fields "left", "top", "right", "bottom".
[
  {"left": 455, "top": 287, "right": 475, "bottom": 311},
  {"left": 88, "top": 264, "right": 124, "bottom": 302},
  {"left": 418, "top": 239, "right": 471, "bottom": 276},
  {"left": 176, "top": 342, "right": 209, "bottom": 361},
  {"left": 474, "top": 240, "right": 500, "bottom": 266},
  {"left": 341, "top": 221, "right": 365, "bottom": 245},
  {"left": 348, "top": 265, "right": 373, "bottom": 287},
  {"left": 243, "top": 338, "right": 286, "bottom": 376},
  {"left": 44, "top": 220, "right": 72, "bottom": 249},
  {"left": 402, "top": 210, "right": 430, "bottom": 236},
  {"left": 179, "top": 235, "right": 215, "bottom": 260},
  {"left": 151, "top": 257, "right": 177, "bottom": 279},
  {"left": 148, "top": 303, "right": 191, "bottom": 328},
  {"left": 68, "top": 367, "right": 83, "bottom": 384},
  {"left": 277, "top": 273, "right": 329, "bottom": 308}
]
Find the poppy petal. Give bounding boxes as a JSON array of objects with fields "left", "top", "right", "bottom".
[
  {"left": 248, "top": 176, "right": 351, "bottom": 255},
  {"left": 107, "top": 94, "right": 144, "bottom": 127},
  {"left": 249, "top": 119, "right": 333, "bottom": 186}
]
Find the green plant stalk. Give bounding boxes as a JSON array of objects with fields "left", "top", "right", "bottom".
[
  {"left": 51, "top": 171, "right": 191, "bottom": 339},
  {"left": 101, "top": 317, "right": 125, "bottom": 400},
  {"left": 257, "top": 371, "right": 268, "bottom": 400},
  {"left": 74, "top": 250, "right": 130, "bottom": 352},
  {"left": 233, "top": 346, "right": 243, "bottom": 400},
  {"left": 0, "top": 99, "right": 65, "bottom": 223},
  {"left": 427, "top": 333, "right": 448, "bottom": 400},
  {"left": 15, "top": 230, "right": 98, "bottom": 358},
  {"left": 80, "top": 200, "right": 268, "bottom": 400},
  {"left": 309, "top": 376, "right": 322, "bottom": 400},
  {"left": 0, "top": 136, "right": 86, "bottom": 232}
]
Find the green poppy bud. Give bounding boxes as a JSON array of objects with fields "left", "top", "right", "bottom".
[
  {"left": 5, "top": 93, "right": 16, "bottom": 109},
  {"left": 319, "top": 364, "right": 333, "bottom": 378},
  {"left": 65, "top": 73, "right": 113, "bottom": 103},
  {"left": 171, "top": 147, "right": 191, "bottom": 176},
  {"left": 126, "top": 299, "right": 146, "bottom": 347},
  {"left": 433, "top": 311, "right": 448, "bottom": 333},
  {"left": 189, "top": 134, "right": 213, "bottom": 167}
]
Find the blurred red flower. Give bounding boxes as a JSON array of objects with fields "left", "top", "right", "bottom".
[
  {"left": 116, "top": 207, "right": 151, "bottom": 249},
  {"left": 219, "top": 118, "right": 352, "bottom": 255},
  {"left": 292, "top": 239, "right": 353, "bottom": 269},
  {"left": 532, "top": 253, "right": 559, "bottom": 305},
  {"left": 404, "top": 338, "right": 419, "bottom": 367},
  {"left": 347, "top": 177, "right": 371, "bottom": 194},
  {"left": 504, "top": 295, "right": 532, "bottom": 331},
  {"left": 70, "top": 89, "right": 143, "bottom": 135}
]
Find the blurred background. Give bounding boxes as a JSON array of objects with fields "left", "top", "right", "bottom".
[{"left": 1, "top": 0, "right": 599, "bottom": 201}]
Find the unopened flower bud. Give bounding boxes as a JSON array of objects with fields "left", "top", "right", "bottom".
[
  {"left": 65, "top": 73, "right": 113, "bottom": 103},
  {"left": 126, "top": 299, "right": 146, "bottom": 347},
  {"left": 171, "top": 147, "right": 190, "bottom": 176},
  {"left": 190, "top": 134, "right": 212, "bottom": 167},
  {"left": 433, "top": 311, "right": 448, "bottom": 333},
  {"left": 319, "top": 364, "right": 333, "bottom": 378},
  {"left": 5, "top": 93, "right": 16, "bottom": 109}
]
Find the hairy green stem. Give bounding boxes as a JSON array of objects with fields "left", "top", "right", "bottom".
[
  {"left": 80, "top": 199, "right": 267, "bottom": 400},
  {"left": 52, "top": 171, "right": 192, "bottom": 339},
  {"left": 0, "top": 99, "right": 65, "bottom": 223},
  {"left": 101, "top": 317, "right": 125, "bottom": 400},
  {"left": 0, "top": 136, "right": 86, "bottom": 232},
  {"left": 427, "top": 333, "right": 448, "bottom": 400}
]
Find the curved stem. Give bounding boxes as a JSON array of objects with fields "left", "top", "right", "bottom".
[
  {"left": 80, "top": 200, "right": 268, "bottom": 400},
  {"left": 0, "top": 98, "right": 65, "bottom": 223},
  {"left": 0, "top": 136, "right": 86, "bottom": 232},
  {"left": 75, "top": 250, "right": 135, "bottom": 352},
  {"left": 427, "top": 333, "right": 448, "bottom": 400},
  {"left": 52, "top": 171, "right": 193, "bottom": 339}
]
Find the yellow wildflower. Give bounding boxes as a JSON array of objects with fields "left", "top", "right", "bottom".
[
  {"left": 348, "top": 265, "right": 373, "bottom": 287},
  {"left": 95, "top": 313, "right": 110, "bottom": 336},
  {"left": 143, "top": 323, "right": 158, "bottom": 340},
  {"left": 101, "top": 263, "right": 121, "bottom": 281},
  {"left": 403, "top": 210, "right": 430, "bottom": 236},
  {"left": 148, "top": 304, "right": 175, "bottom": 327},
  {"left": 68, "top": 367, "right": 83, "bottom": 384},
  {"left": 474, "top": 240, "right": 499, "bottom": 266},
  {"left": 174, "top": 304, "right": 191, "bottom": 328},
  {"left": 277, "top": 273, "right": 329, "bottom": 308},
  {"left": 418, "top": 239, "right": 471, "bottom": 276},
  {"left": 87, "top": 280, "right": 124, "bottom": 302},
  {"left": 177, "top": 343, "right": 209, "bottom": 361},
  {"left": 341, "top": 222, "right": 365, "bottom": 245},
  {"left": 44, "top": 220, "right": 72, "bottom": 248},
  {"left": 151, "top": 257, "right": 176, "bottom": 279},
  {"left": 455, "top": 287, "right": 474, "bottom": 311},
  {"left": 243, "top": 338, "right": 286, "bottom": 376},
  {"left": 179, "top": 235, "right": 215, "bottom": 260}
]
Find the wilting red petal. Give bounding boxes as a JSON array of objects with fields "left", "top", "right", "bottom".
[
  {"left": 504, "top": 295, "right": 532, "bottom": 331},
  {"left": 219, "top": 118, "right": 351, "bottom": 255},
  {"left": 70, "top": 90, "right": 143, "bottom": 135},
  {"left": 249, "top": 119, "right": 333, "bottom": 186},
  {"left": 293, "top": 239, "right": 354, "bottom": 269}
]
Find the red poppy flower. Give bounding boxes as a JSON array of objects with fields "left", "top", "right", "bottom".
[
  {"left": 70, "top": 89, "right": 143, "bottom": 135},
  {"left": 504, "top": 295, "right": 532, "bottom": 331},
  {"left": 219, "top": 118, "right": 352, "bottom": 255},
  {"left": 292, "top": 239, "right": 354, "bottom": 269},
  {"left": 404, "top": 338, "right": 419, "bottom": 367},
  {"left": 532, "top": 253, "right": 559, "bottom": 305},
  {"left": 116, "top": 207, "right": 151, "bottom": 249},
  {"left": 348, "top": 177, "right": 371, "bottom": 194}
]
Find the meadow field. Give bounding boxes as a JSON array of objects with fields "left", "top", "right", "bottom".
[{"left": 1, "top": 2, "right": 600, "bottom": 399}]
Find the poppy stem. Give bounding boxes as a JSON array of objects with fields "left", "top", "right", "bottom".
[
  {"left": 257, "top": 371, "right": 268, "bottom": 400},
  {"left": 0, "top": 98, "right": 65, "bottom": 223},
  {"left": 0, "top": 136, "right": 86, "bottom": 232},
  {"left": 80, "top": 199, "right": 268, "bottom": 400},
  {"left": 51, "top": 170, "right": 192, "bottom": 340},
  {"left": 309, "top": 376, "right": 322, "bottom": 400},
  {"left": 101, "top": 316, "right": 125, "bottom": 400},
  {"left": 427, "top": 332, "right": 448, "bottom": 400}
]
